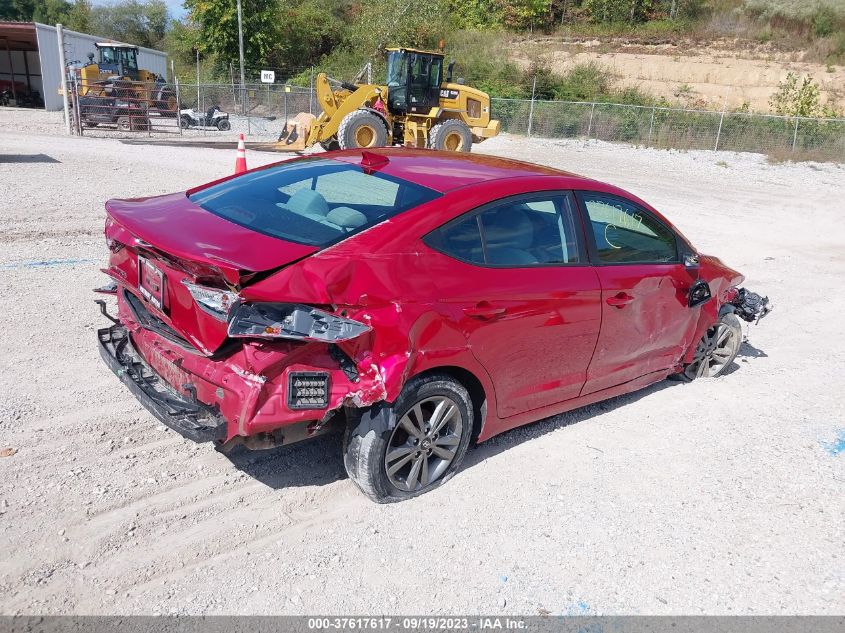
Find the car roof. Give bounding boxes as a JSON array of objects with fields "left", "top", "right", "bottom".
[{"left": 326, "top": 148, "right": 594, "bottom": 193}]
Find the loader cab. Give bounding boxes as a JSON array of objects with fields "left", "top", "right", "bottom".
[
  {"left": 96, "top": 44, "right": 140, "bottom": 80},
  {"left": 385, "top": 48, "right": 443, "bottom": 115}
]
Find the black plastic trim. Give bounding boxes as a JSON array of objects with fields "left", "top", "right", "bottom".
[{"left": 98, "top": 324, "right": 227, "bottom": 443}]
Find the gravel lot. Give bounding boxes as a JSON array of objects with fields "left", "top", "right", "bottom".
[{"left": 0, "top": 107, "right": 843, "bottom": 616}]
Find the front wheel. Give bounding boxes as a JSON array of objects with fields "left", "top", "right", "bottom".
[
  {"left": 338, "top": 109, "right": 388, "bottom": 149},
  {"left": 429, "top": 119, "right": 473, "bottom": 152},
  {"left": 216, "top": 118, "right": 231, "bottom": 131},
  {"left": 343, "top": 374, "right": 473, "bottom": 503},
  {"left": 683, "top": 313, "right": 743, "bottom": 380}
]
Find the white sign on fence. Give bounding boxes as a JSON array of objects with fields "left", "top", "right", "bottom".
[{"left": 260, "top": 70, "right": 275, "bottom": 84}]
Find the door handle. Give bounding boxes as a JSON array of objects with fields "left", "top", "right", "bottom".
[
  {"left": 606, "top": 292, "right": 634, "bottom": 308},
  {"left": 464, "top": 302, "right": 506, "bottom": 320}
]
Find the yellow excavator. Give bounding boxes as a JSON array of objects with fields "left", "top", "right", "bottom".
[
  {"left": 277, "top": 47, "right": 500, "bottom": 152},
  {"left": 64, "top": 43, "right": 178, "bottom": 115}
]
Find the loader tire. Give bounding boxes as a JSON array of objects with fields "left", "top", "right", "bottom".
[
  {"left": 338, "top": 110, "right": 388, "bottom": 150},
  {"left": 429, "top": 119, "right": 472, "bottom": 152},
  {"left": 156, "top": 90, "right": 178, "bottom": 117}
]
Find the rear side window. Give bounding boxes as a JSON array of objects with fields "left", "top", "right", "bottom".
[
  {"left": 579, "top": 193, "right": 677, "bottom": 264},
  {"left": 426, "top": 193, "right": 582, "bottom": 267},
  {"left": 189, "top": 158, "right": 439, "bottom": 247}
]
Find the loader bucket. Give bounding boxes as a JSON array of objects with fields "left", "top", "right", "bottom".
[{"left": 275, "top": 112, "right": 316, "bottom": 152}]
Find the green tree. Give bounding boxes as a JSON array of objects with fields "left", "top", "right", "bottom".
[
  {"left": 345, "top": 0, "right": 450, "bottom": 57},
  {"left": 449, "top": 0, "right": 504, "bottom": 28},
  {"left": 270, "top": 0, "right": 347, "bottom": 74},
  {"left": 67, "top": 0, "right": 93, "bottom": 31},
  {"left": 183, "top": 0, "right": 278, "bottom": 72},
  {"left": 496, "top": 0, "right": 551, "bottom": 29},
  {"left": 90, "top": 0, "right": 168, "bottom": 48},
  {"left": 769, "top": 72, "right": 833, "bottom": 117},
  {"left": 0, "top": 0, "right": 37, "bottom": 21},
  {"left": 32, "top": 0, "right": 73, "bottom": 24}
]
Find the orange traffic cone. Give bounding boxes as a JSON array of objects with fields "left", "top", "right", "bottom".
[{"left": 234, "top": 133, "right": 247, "bottom": 174}]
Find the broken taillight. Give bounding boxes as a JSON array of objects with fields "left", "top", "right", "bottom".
[
  {"left": 182, "top": 281, "right": 238, "bottom": 321},
  {"left": 106, "top": 238, "right": 124, "bottom": 253},
  {"left": 228, "top": 303, "right": 370, "bottom": 343}
]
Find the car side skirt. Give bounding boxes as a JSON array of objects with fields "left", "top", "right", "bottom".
[{"left": 477, "top": 368, "right": 672, "bottom": 442}]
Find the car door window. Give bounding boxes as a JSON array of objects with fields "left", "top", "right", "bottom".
[
  {"left": 580, "top": 193, "right": 677, "bottom": 264},
  {"left": 426, "top": 193, "right": 582, "bottom": 267}
]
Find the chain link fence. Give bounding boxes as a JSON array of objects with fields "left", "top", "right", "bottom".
[
  {"left": 68, "top": 76, "right": 181, "bottom": 136},
  {"left": 172, "top": 83, "right": 316, "bottom": 140},
  {"left": 69, "top": 80, "right": 845, "bottom": 161},
  {"left": 493, "top": 98, "right": 845, "bottom": 161}
]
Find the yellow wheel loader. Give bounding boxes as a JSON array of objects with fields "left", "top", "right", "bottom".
[
  {"left": 64, "top": 43, "right": 178, "bottom": 116},
  {"left": 277, "top": 47, "right": 500, "bottom": 152}
]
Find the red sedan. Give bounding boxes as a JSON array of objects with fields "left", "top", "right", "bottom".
[{"left": 96, "top": 149, "right": 770, "bottom": 502}]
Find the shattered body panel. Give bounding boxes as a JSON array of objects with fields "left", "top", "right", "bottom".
[{"left": 98, "top": 148, "right": 767, "bottom": 449}]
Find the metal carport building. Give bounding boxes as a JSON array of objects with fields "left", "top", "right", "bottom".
[{"left": 0, "top": 22, "right": 168, "bottom": 111}]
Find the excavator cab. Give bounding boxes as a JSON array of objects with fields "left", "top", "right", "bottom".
[
  {"left": 96, "top": 43, "right": 140, "bottom": 81},
  {"left": 385, "top": 48, "right": 443, "bottom": 115}
]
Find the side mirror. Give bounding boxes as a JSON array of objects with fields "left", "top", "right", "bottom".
[
  {"left": 688, "top": 279, "right": 712, "bottom": 307},
  {"left": 683, "top": 253, "right": 700, "bottom": 268}
]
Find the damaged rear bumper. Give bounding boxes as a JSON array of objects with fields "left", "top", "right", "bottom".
[
  {"left": 97, "top": 289, "right": 389, "bottom": 446},
  {"left": 98, "top": 324, "right": 228, "bottom": 442}
]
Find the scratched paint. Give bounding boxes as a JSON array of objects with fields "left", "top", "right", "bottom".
[
  {"left": 820, "top": 429, "right": 845, "bottom": 456},
  {"left": 0, "top": 258, "right": 95, "bottom": 270}
]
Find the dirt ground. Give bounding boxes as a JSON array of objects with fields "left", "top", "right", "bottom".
[
  {"left": 0, "top": 108, "right": 843, "bottom": 616},
  {"left": 512, "top": 38, "right": 845, "bottom": 112}
]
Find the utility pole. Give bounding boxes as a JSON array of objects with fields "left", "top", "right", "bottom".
[
  {"left": 236, "top": 0, "right": 246, "bottom": 113},
  {"left": 56, "top": 24, "right": 71, "bottom": 135},
  {"left": 196, "top": 48, "right": 200, "bottom": 107}
]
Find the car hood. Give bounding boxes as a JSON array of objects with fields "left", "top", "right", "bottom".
[{"left": 105, "top": 192, "right": 318, "bottom": 281}]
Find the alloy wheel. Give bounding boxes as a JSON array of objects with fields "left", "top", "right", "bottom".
[
  {"left": 384, "top": 396, "right": 463, "bottom": 492},
  {"left": 687, "top": 321, "right": 741, "bottom": 378}
]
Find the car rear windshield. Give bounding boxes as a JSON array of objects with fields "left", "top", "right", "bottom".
[{"left": 188, "top": 158, "right": 440, "bottom": 247}]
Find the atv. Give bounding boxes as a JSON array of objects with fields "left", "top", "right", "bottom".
[{"left": 179, "top": 105, "right": 231, "bottom": 131}]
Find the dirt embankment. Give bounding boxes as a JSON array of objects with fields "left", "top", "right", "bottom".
[{"left": 512, "top": 37, "right": 845, "bottom": 112}]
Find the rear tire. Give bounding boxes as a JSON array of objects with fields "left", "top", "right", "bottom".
[
  {"left": 429, "top": 119, "right": 473, "bottom": 152},
  {"left": 681, "top": 313, "right": 743, "bottom": 380},
  {"left": 179, "top": 115, "right": 191, "bottom": 129},
  {"left": 344, "top": 374, "right": 473, "bottom": 503},
  {"left": 338, "top": 110, "right": 388, "bottom": 150}
]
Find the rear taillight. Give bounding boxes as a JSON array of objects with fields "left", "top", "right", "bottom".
[
  {"left": 182, "top": 281, "right": 238, "bottom": 321},
  {"left": 106, "top": 238, "right": 124, "bottom": 253},
  {"left": 228, "top": 303, "right": 369, "bottom": 343}
]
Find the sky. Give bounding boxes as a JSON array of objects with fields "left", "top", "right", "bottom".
[
  {"left": 91, "top": 0, "right": 188, "bottom": 20},
  {"left": 162, "top": 0, "right": 187, "bottom": 19}
]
